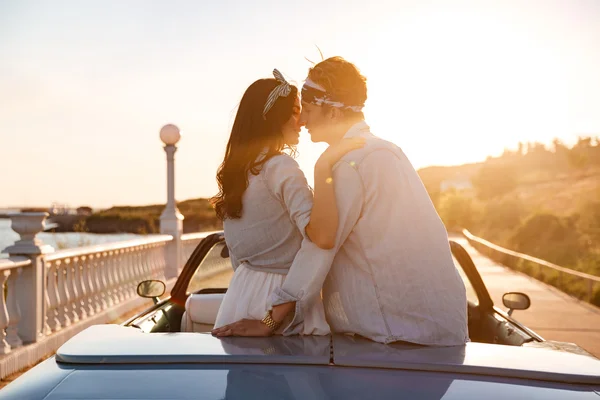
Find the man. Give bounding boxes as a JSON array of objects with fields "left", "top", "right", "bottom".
[{"left": 212, "top": 57, "right": 468, "bottom": 345}]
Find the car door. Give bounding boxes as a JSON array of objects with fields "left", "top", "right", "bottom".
[
  {"left": 125, "top": 233, "right": 230, "bottom": 332},
  {"left": 449, "top": 240, "right": 541, "bottom": 345}
]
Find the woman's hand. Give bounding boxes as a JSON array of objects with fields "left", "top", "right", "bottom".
[
  {"left": 317, "top": 137, "right": 366, "bottom": 169},
  {"left": 211, "top": 319, "right": 273, "bottom": 337}
]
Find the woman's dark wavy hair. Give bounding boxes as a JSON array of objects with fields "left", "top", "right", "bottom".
[{"left": 211, "top": 79, "right": 298, "bottom": 220}]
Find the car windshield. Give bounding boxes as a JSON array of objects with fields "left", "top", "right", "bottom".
[{"left": 187, "top": 241, "right": 233, "bottom": 294}]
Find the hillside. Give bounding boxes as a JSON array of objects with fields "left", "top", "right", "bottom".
[
  {"left": 509, "top": 168, "right": 600, "bottom": 216},
  {"left": 425, "top": 137, "right": 600, "bottom": 280},
  {"left": 53, "top": 198, "right": 222, "bottom": 234},
  {"left": 420, "top": 164, "right": 600, "bottom": 218}
]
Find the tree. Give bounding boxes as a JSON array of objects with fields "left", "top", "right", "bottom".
[
  {"left": 509, "top": 212, "right": 581, "bottom": 267},
  {"left": 471, "top": 163, "right": 518, "bottom": 200},
  {"left": 436, "top": 190, "right": 479, "bottom": 232},
  {"left": 577, "top": 201, "right": 600, "bottom": 243}
]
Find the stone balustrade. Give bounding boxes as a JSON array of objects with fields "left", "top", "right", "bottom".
[
  {"left": 0, "top": 214, "right": 174, "bottom": 356},
  {"left": 42, "top": 237, "right": 171, "bottom": 335},
  {"left": 0, "top": 212, "right": 205, "bottom": 379}
]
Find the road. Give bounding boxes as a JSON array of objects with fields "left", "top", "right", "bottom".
[{"left": 452, "top": 235, "right": 600, "bottom": 357}]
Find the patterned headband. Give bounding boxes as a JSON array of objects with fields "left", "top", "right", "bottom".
[
  {"left": 263, "top": 69, "right": 292, "bottom": 119},
  {"left": 301, "top": 78, "right": 364, "bottom": 112}
]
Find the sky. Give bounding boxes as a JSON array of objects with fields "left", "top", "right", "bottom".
[{"left": 1, "top": 0, "right": 599, "bottom": 209}]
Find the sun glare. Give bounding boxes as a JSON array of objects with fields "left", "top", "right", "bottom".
[{"left": 351, "top": 9, "right": 570, "bottom": 169}]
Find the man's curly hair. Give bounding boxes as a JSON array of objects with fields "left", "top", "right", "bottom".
[{"left": 307, "top": 56, "right": 367, "bottom": 117}]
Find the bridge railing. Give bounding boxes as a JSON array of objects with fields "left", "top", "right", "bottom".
[
  {"left": 463, "top": 229, "right": 600, "bottom": 305},
  {"left": 42, "top": 236, "right": 171, "bottom": 335},
  {"left": 0, "top": 212, "right": 229, "bottom": 379}
]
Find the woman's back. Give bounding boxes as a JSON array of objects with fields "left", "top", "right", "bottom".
[{"left": 223, "top": 154, "right": 313, "bottom": 275}]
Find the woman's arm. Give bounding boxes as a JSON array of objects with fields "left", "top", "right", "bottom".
[
  {"left": 304, "top": 161, "right": 337, "bottom": 249},
  {"left": 305, "top": 137, "right": 365, "bottom": 249}
]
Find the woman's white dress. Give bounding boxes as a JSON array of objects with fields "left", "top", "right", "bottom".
[{"left": 214, "top": 154, "right": 330, "bottom": 335}]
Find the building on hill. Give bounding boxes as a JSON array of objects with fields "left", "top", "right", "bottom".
[{"left": 440, "top": 175, "right": 473, "bottom": 192}]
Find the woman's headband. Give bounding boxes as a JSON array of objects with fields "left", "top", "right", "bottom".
[{"left": 263, "top": 69, "right": 292, "bottom": 119}]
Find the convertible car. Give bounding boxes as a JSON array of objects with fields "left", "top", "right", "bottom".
[{"left": 1, "top": 233, "right": 599, "bottom": 399}]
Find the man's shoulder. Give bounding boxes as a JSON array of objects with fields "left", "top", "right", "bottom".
[{"left": 338, "top": 135, "right": 403, "bottom": 168}]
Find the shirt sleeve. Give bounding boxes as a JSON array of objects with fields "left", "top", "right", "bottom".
[
  {"left": 264, "top": 155, "right": 314, "bottom": 238},
  {"left": 268, "top": 160, "right": 364, "bottom": 334}
]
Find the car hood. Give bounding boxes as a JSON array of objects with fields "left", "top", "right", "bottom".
[
  {"left": 55, "top": 324, "right": 331, "bottom": 365},
  {"left": 54, "top": 325, "right": 600, "bottom": 386},
  {"left": 332, "top": 335, "right": 600, "bottom": 385},
  {"left": 2, "top": 325, "right": 599, "bottom": 400}
]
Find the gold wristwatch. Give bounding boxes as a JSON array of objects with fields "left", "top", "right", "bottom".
[{"left": 261, "top": 310, "right": 282, "bottom": 331}]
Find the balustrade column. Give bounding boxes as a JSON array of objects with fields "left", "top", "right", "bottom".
[
  {"left": 100, "top": 252, "right": 114, "bottom": 308},
  {"left": 115, "top": 249, "right": 126, "bottom": 301},
  {"left": 148, "top": 243, "right": 160, "bottom": 279},
  {"left": 107, "top": 251, "right": 120, "bottom": 305},
  {"left": 124, "top": 248, "right": 135, "bottom": 298},
  {"left": 45, "top": 260, "right": 60, "bottom": 333},
  {"left": 55, "top": 260, "right": 71, "bottom": 328},
  {"left": 3, "top": 212, "right": 54, "bottom": 343},
  {"left": 139, "top": 246, "right": 150, "bottom": 281},
  {"left": 6, "top": 267, "right": 23, "bottom": 348},
  {"left": 89, "top": 254, "right": 105, "bottom": 312},
  {"left": 0, "top": 270, "right": 12, "bottom": 354},
  {"left": 133, "top": 247, "right": 144, "bottom": 292},
  {"left": 72, "top": 256, "right": 88, "bottom": 320},
  {"left": 158, "top": 244, "right": 166, "bottom": 280},
  {"left": 118, "top": 249, "right": 131, "bottom": 300},
  {"left": 79, "top": 255, "right": 96, "bottom": 316},
  {"left": 127, "top": 248, "right": 137, "bottom": 298},
  {"left": 65, "top": 258, "right": 80, "bottom": 323}
]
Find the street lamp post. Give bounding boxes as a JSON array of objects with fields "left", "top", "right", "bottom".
[{"left": 159, "top": 124, "right": 184, "bottom": 278}]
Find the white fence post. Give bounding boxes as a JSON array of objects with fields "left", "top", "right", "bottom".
[{"left": 3, "top": 212, "right": 54, "bottom": 344}]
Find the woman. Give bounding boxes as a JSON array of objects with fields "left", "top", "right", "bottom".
[{"left": 210, "top": 70, "right": 364, "bottom": 335}]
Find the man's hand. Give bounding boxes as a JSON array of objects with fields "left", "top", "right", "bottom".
[
  {"left": 211, "top": 319, "right": 273, "bottom": 337},
  {"left": 317, "top": 137, "right": 366, "bottom": 169}
]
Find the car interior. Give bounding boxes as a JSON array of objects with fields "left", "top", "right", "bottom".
[{"left": 128, "top": 234, "right": 538, "bottom": 347}]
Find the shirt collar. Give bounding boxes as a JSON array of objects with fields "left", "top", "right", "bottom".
[{"left": 342, "top": 120, "right": 371, "bottom": 139}]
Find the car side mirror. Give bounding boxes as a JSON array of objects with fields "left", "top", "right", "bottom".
[
  {"left": 137, "top": 280, "right": 166, "bottom": 304},
  {"left": 502, "top": 292, "right": 531, "bottom": 316}
]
